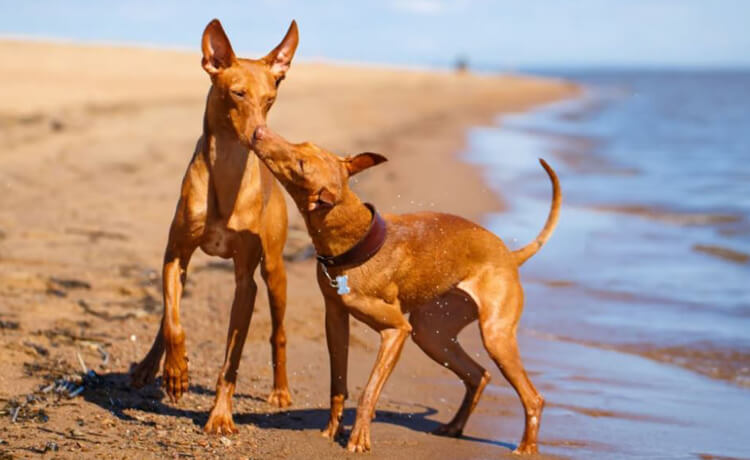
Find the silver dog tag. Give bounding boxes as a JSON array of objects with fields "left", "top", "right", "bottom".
[{"left": 335, "top": 275, "right": 350, "bottom": 295}]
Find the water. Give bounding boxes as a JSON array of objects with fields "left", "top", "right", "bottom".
[{"left": 465, "top": 70, "right": 750, "bottom": 387}]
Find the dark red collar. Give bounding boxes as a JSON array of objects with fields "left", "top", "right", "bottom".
[{"left": 316, "top": 203, "right": 387, "bottom": 269}]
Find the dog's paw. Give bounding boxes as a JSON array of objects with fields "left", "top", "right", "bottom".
[
  {"left": 204, "top": 411, "right": 238, "bottom": 435},
  {"left": 432, "top": 423, "right": 463, "bottom": 438},
  {"left": 162, "top": 332, "right": 189, "bottom": 403},
  {"left": 346, "top": 423, "right": 371, "bottom": 453},
  {"left": 162, "top": 352, "right": 189, "bottom": 403},
  {"left": 266, "top": 387, "right": 292, "bottom": 408},
  {"left": 321, "top": 418, "right": 342, "bottom": 441},
  {"left": 513, "top": 442, "right": 538, "bottom": 455},
  {"left": 129, "top": 356, "right": 160, "bottom": 389}
]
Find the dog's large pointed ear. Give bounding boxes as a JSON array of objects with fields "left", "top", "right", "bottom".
[
  {"left": 202, "top": 19, "right": 235, "bottom": 75},
  {"left": 345, "top": 152, "right": 388, "bottom": 177},
  {"left": 264, "top": 20, "right": 299, "bottom": 83},
  {"left": 308, "top": 187, "right": 337, "bottom": 211}
]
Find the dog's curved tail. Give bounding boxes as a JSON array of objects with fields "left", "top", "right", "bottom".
[{"left": 513, "top": 159, "right": 562, "bottom": 266}]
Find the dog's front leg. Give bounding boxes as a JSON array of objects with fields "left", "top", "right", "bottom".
[
  {"left": 160, "top": 243, "right": 197, "bottom": 403},
  {"left": 348, "top": 317, "right": 411, "bottom": 453},
  {"left": 322, "top": 295, "right": 350, "bottom": 441}
]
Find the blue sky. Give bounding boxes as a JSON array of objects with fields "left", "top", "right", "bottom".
[{"left": 1, "top": 0, "right": 748, "bottom": 69}]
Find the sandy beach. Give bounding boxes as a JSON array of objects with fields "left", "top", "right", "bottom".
[
  {"left": 6, "top": 40, "right": 747, "bottom": 460},
  {"left": 0, "top": 39, "right": 576, "bottom": 458}
]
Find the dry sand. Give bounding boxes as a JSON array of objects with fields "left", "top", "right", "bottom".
[{"left": 0, "top": 40, "right": 582, "bottom": 458}]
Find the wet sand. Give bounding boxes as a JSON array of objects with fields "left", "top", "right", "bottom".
[
  {"left": 462, "top": 87, "right": 750, "bottom": 459},
  {"left": 2, "top": 40, "right": 747, "bottom": 459}
]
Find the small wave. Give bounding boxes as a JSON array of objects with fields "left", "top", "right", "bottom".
[
  {"left": 522, "top": 329, "right": 750, "bottom": 388},
  {"left": 693, "top": 244, "right": 749, "bottom": 264},
  {"left": 592, "top": 204, "right": 741, "bottom": 226},
  {"left": 619, "top": 343, "right": 750, "bottom": 388},
  {"left": 548, "top": 402, "right": 684, "bottom": 425},
  {"left": 696, "top": 453, "right": 749, "bottom": 460}
]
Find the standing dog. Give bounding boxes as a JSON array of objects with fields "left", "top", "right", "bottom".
[
  {"left": 249, "top": 125, "right": 561, "bottom": 454},
  {"left": 130, "top": 20, "right": 298, "bottom": 434}
]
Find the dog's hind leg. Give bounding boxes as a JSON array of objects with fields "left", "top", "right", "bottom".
[
  {"left": 410, "top": 290, "right": 490, "bottom": 437},
  {"left": 464, "top": 274, "right": 544, "bottom": 455},
  {"left": 131, "top": 322, "right": 166, "bottom": 388}
]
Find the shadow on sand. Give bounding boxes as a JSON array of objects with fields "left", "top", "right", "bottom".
[{"left": 82, "top": 371, "right": 515, "bottom": 451}]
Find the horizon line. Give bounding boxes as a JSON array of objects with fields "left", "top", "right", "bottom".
[{"left": 3, "top": 33, "right": 749, "bottom": 72}]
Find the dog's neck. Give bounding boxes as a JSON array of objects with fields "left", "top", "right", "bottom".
[
  {"left": 202, "top": 89, "right": 256, "bottom": 162},
  {"left": 203, "top": 125, "right": 258, "bottom": 174},
  {"left": 305, "top": 189, "right": 373, "bottom": 257}
]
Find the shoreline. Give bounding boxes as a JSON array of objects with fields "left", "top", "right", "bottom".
[
  {"left": 0, "top": 39, "right": 583, "bottom": 458},
  {"left": 465, "top": 82, "right": 749, "bottom": 457},
  {"left": 472, "top": 89, "right": 750, "bottom": 392}
]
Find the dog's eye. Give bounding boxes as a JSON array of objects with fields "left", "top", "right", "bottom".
[
  {"left": 265, "top": 97, "right": 276, "bottom": 110},
  {"left": 231, "top": 89, "right": 246, "bottom": 99}
]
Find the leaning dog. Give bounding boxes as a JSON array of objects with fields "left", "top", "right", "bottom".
[
  {"left": 130, "top": 20, "right": 298, "bottom": 434},
  {"left": 249, "top": 125, "right": 561, "bottom": 454}
]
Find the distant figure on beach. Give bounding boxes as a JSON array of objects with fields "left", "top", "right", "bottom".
[{"left": 454, "top": 54, "right": 469, "bottom": 73}]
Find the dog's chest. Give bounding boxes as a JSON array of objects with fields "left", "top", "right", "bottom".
[{"left": 206, "top": 137, "right": 265, "bottom": 230}]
